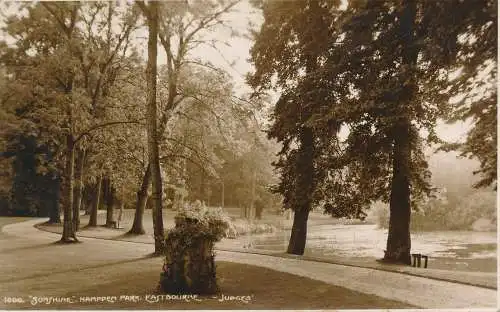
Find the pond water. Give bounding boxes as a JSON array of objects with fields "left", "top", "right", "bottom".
[{"left": 245, "top": 224, "right": 497, "bottom": 271}]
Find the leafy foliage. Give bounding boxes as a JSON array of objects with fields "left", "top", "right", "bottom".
[
  {"left": 0, "top": 2, "right": 146, "bottom": 240},
  {"left": 249, "top": 0, "right": 341, "bottom": 213},
  {"left": 167, "top": 202, "right": 231, "bottom": 244},
  {"left": 160, "top": 201, "right": 230, "bottom": 294},
  {"left": 373, "top": 189, "right": 496, "bottom": 231},
  {"left": 249, "top": 0, "right": 496, "bottom": 260},
  {"left": 0, "top": 130, "right": 60, "bottom": 217}
]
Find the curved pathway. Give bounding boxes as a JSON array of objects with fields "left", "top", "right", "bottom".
[{"left": 1, "top": 219, "right": 497, "bottom": 309}]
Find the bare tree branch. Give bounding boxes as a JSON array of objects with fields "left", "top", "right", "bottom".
[
  {"left": 161, "top": 136, "right": 220, "bottom": 171},
  {"left": 135, "top": 1, "right": 149, "bottom": 19},
  {"left": 183, "top": 0, "right": 241, "bottom": 46},
  {"left": 181, "top": 59, "right": 226, "bottom": 75},
  {"left": 74, "top": 120, "right": 145, "bottom": 144},
  {"left": 181, "top": 93, "right": 231, "bottom": 144},
  {"left": 41, "top": 2, "right": 80, "bottom": 38},
  {"left": 160, "top": 153, "right": 212, "bottom": 176},
  {"left": 41, "top": 3, "right": 67, "bottom": 34}
]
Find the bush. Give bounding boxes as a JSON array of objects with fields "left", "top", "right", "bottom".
[
  {"left": 230, "top": 219, "right": 277, "bottom": 236},
  {"left": 368, "top": 201, "right": 389, "bottom": 229},
  {"left": 371, "top": 190, "right": 497, "bottom": 231},
  {"left": 159, "top": 202, "right": 230, "bottom": 294}
]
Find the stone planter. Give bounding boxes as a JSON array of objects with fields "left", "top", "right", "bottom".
[
  {"left": 160, "top": 237, "right": 218, "bottom": 294},
  {"left": 159, "top": 205, "right": 230, "bottom": 294},
  {"left": 160, "top": 218, "right": 220, "bottom": 294}
]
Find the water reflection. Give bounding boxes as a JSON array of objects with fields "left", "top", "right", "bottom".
[{"left": 248, "top": 224, "right": 497, "bottom": 269}]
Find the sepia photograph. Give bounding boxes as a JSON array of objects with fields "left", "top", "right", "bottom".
[{"left": 0, "top": 0, "right": 497, "bottom": 310}]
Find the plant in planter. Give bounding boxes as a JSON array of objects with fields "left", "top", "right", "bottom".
[{"left": 159, "top": 202, "right": 230, "bottom": 294}]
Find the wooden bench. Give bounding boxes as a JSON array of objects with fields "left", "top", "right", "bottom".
[
  {"left": 411, "top": 253, "right": 428, "bottom": 268},
  {"left": 108, "top": 221, "right": 123, "bottom": 229}
]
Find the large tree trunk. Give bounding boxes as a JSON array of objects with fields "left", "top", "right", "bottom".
[
  {"left": 287, "top": 127, "right": 314, "bottom": 255},
  {"left": 48, "top": 203, "right": 61, "bottom": 224},
  {"left": 144, "top": 2, "right": 164, "bottom": 255},
  {"left": 384, "top": 0, "right": 417, "bottom": 265},
  {"left": 129, "top": 164, "right": 151, "bottom": 234},
  {"left": 88, "top": 176, "right": 102, "bottom": 227},
  {"left": 221, "top": 181, "right": 224, "bottom": 208},
  {"left": 285, "top": 38, "right": 318, "bottom": 255},
  {"left": 72, "top": 149, "right": 85, "bottom": 231},
  {"left": 200, "top": 169, "right": 206, "bottom": 205},
  {"left": 165, "top": 186, "right": 175, "bottom": 210},
  {"left": 117, "top": 197, "right": 124, "bottom": 228},
  {"left": 385, "top": 121, "right": 412, "bottom": 264},
  {"left": 83, "top": 184, "right": 91, "bottom": 215},
  {"left": 47, "top": 175, "right": 61, "bottom": 224},
  {"left": 250, "top": 168, "right": 257, "bottom": 219},
  {"left": 287, "top": 209, "right": 309, "bottom": 255},
  {"left": 61, "top": 134, "right": 77, "bottom": 243},
  {"left": 255, "top": 199, "right": 263, "bottom": 220},
  {"left": 105, "top": 177, "right": 115, "bottom": 227}
]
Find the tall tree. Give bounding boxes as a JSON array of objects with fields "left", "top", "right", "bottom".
[
  {"left": 69, "top": 2, "right": 138, "bottom": 231},
  {"left": 1, "top": 2, "right": 142, "bottom": 242},
  {"left": 333, "top": 0, "right": 496, "bottom": 264},
  {"left": 248, "top": 0, "right": 339, "bottom": 255},
  {"left": 386, "top": 0, "right": 418, "bottom": 264},
  {"left": 136, "top": 1, "right": 164, "bottom": 254},
  {"left": 34, "top": 2, "right": 81, "bottom": 243},
  {"left": 249, "top": 0, "right": 496, "bottom": 262},
  {"left": 297, "top": 0, "right": 497, "bottom": 263},
  {"left": 128, "top": 0, "right": 240, "bottom": 234}
]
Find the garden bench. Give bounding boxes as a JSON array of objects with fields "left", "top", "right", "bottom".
[
  {"left": 108, "top": 221, "right": 123, "bottom": 229},
  {"left": 411, "top": 253, "right": 428, "bottom": 268}
]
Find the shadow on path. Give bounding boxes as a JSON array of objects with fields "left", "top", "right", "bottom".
[
  {"left": 1, "top": 218, "right": 496, "bottom": 309},
  {"left": 0, "top": 255, "right": 153, "bottom": 284},
  {"left": 34, "top": 218, "right": 498, "bottom": 290},
  {"left": 0, "top": 242, "right": 60, "bottom": 255}
]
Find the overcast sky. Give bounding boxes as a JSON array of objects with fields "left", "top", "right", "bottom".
[{"left": 133, "top": 0, "right": 259, "bottom": 97}]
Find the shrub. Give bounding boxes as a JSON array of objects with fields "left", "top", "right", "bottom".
[
  {"left": 230, "top": 219, "right": 277, "bottom": 236},
  {"left": 371, "top": 190, "right": 497, "bottom": 231},
  {"left": 159, "top": 202, "right": 230, "bottom": 294},
  {"left": 368, "top": 201, "right": 389, "bottom": 229}
]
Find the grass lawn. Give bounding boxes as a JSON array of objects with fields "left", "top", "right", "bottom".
[{"left": 7, "top": 261, "right": 412, "bottom": 310}]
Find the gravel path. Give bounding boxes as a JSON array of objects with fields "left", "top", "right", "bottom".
[
  {"left": 1, "top": 219, "right": 497, "bottom": 309},
  {"left": 37, "top": 214, "right": 498, "bottom": 289}
]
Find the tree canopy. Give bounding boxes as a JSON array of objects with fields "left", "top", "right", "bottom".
[{"left": 249, "top": 0, "right": 496, "bottom": 261}]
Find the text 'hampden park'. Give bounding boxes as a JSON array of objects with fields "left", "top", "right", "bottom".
[{"left": 3, "top": 294, "right": 254, "bottom": 306}]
